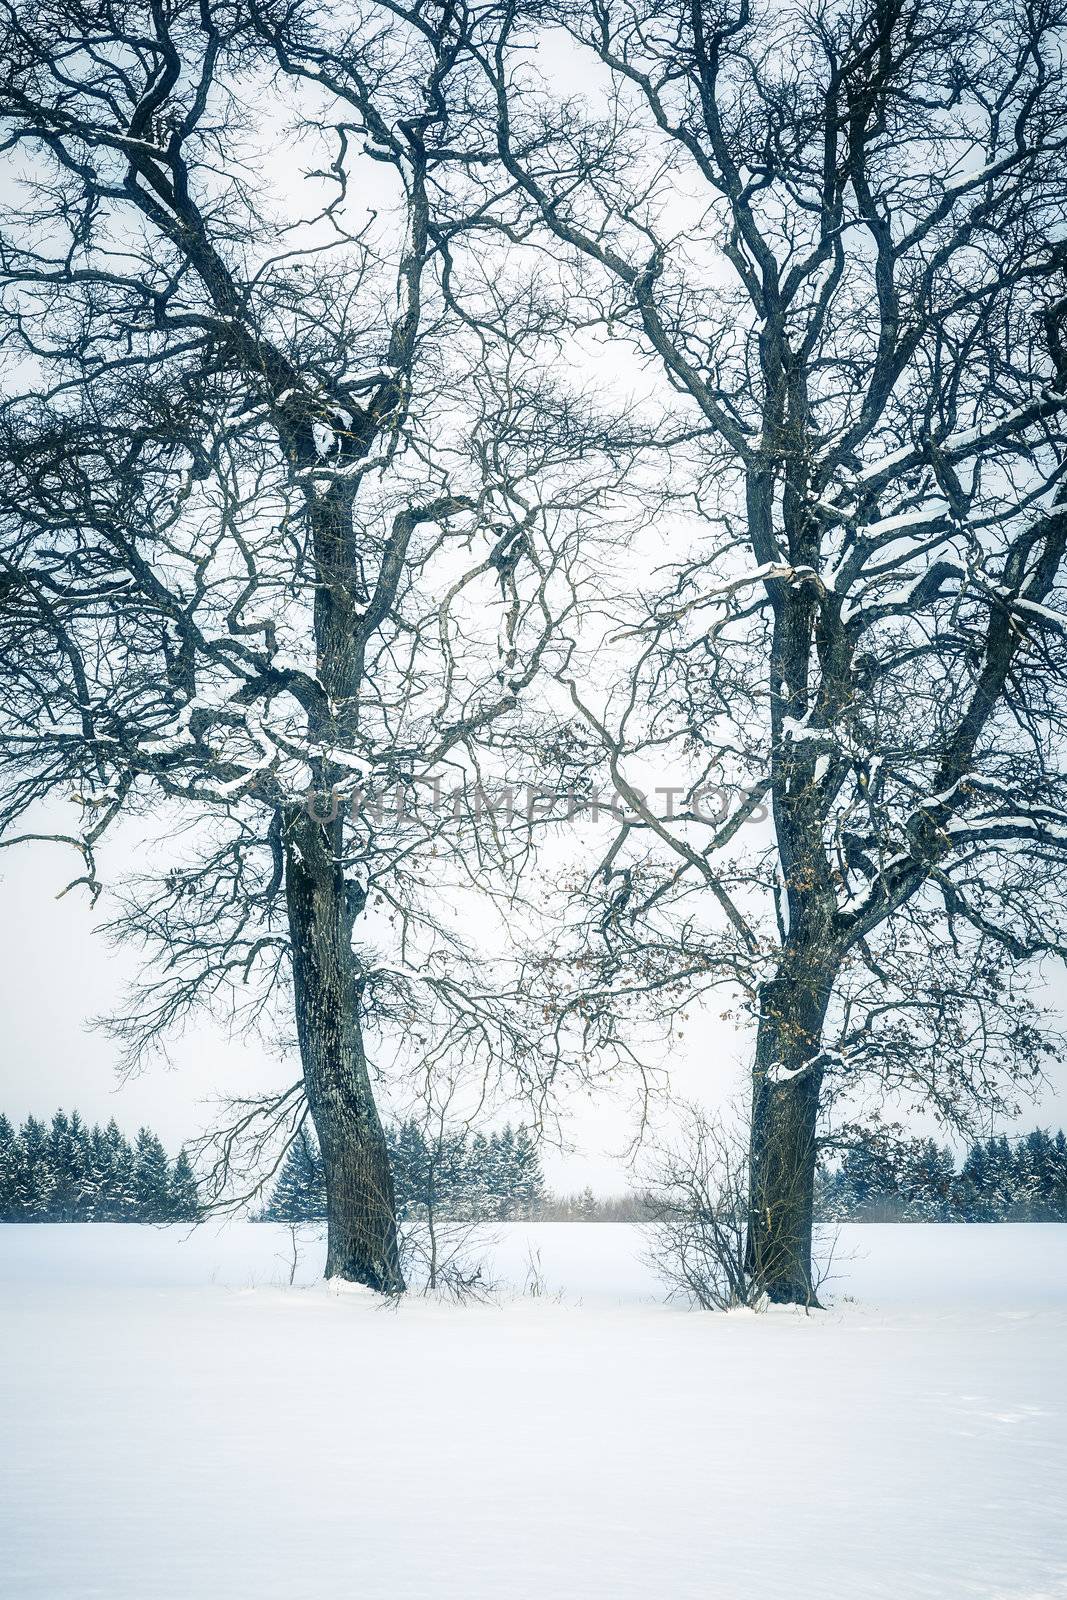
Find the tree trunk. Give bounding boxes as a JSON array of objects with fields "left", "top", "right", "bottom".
[
  {"left": 746, "top": 972, "right": 830, "bottom": 1305},
  {"left": 283, "top": 806, "right": 404, "bottom": 1291}
]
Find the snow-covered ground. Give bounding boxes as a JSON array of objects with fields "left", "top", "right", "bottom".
[{"left": 2, "top": 1223, "right": 1065, "bottom": 1599}]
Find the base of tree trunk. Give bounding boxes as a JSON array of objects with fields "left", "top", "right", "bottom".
[
  {"left": 762, "top": 1274, "right": 823, "bottom": 1309},
  {"left": 746, "top": 982, "right": 827, "bottom": 1307},
  {"left": 324, "top": 1228, "right": 405, "bottom": 1293},
  {"left": 313, "top": 1111, "right": 406, "bottom": 1294},
  {"left": 285, "top": 809, "right": 406, "bottom": 1295}
]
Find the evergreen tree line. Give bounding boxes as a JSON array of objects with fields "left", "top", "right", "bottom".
[
  {"left": 263, "top": 1121, "right": 545, "bottom": 1224},
  {"left": 818, "top": 1130, "right": 1067, "bottom": 1222},
  {"left": 535, "top": 1188, "right": 653, "bottom": 1223},
  {"left": 0, "top": 1110, "right": 199, "bottom": 1223}
]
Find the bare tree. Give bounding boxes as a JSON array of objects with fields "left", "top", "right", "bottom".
[
  {"left": 480, "top": 0, "right": 1067, "bottom": 1300},
  {"left": 641, "top": 1105, "right": 762, "bottom": 1310},
  {"left": 0, "top": 0, "right": 629, "bottom": 1286}
]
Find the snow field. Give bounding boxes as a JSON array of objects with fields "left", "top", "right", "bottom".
[{"left": 2, "top": 1222, "right": 1065, "bottom": 1599}]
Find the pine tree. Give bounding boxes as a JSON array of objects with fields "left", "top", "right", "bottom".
[
  {"left": 446, "top": 1128, "right": 476, "bottom": 1218},
  {"left": 103, "top": 1120, "right": 136, "bottom": 1221},
  {"left": 1052, "top": 1132, "right": 1067, "bottom": 1222},
  {"left": 836, "top": 1139, "right": 897, "bottom": 1218},
  {"left": 434, "top": 1127, "right": 472, "bottom": 1217},
  {"left": 479, "top": 1126, "right": 521, "bottom": 1219},
  {"left": 44, "top": 1110, "right": 82, "bottom": 1221},
  {"left": 15, "top": 1116, "right": 49, "bottom": 1219},
  {"left": 1017, "top": 1130, "right": 1054, "bottom": 1220},
  {"left": 132, "top": 1128, "right": 173, "bottom": 1222},
  {"left": 69, "top": 1111, "right": 94, "bottom": 1219},
  {"left": 903, "top": 1140, "right": 955, "bottom": 1220},
  {"left": 82, "top": 1124, "right": 112, "bottom": 1222},
  {"left": 497, "top": 1126, "right": 519, "bottom": 1219},
  {"left": 1012, "top": 1135, "right": 1036, "bottom": 1220},
  {"left": 263, "top": 1131, "right": 326, "bottom": 1221},
  {"left": 931, "top": 1143, "right": 958, "bottom": 1219},
  {"left": 466, "top": 1131, "right": 491, "bottom": 1219},
  {"left": 168, "top": 1150, "right": 200, "bottom": 1222},
  {"left": 386, "top": 1119, "right": 430, "bottom": 1219},
  {"left": 957, "top": 1141, "right": 991, "bottom": 1220},
  {"left": 0, "top": 1114, "right": 20, "bottom": 1221},
  {"left": 510, "top": 1128, "right": 545, "bottom": 1219},
  {"left": 986, "top": 1136, "right": 1016, "bottom": 1218}
]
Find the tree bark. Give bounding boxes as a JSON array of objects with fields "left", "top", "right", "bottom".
[
  {"left": 746, "top": 972, "right": 830, "bottom": 1305},
  {"left": 283, "top": 806, "right": 404, "bottom": 1291}
]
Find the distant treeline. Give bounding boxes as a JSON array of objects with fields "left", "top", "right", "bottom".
[
  {"left": 539, "top": 1130, "right": 1067, "bottom": 1226},
  {"left": 0, "top": 1111, "right": 199, "bottom": 1223},
  {"left": 818, "top": 1129, "right": 1067, "bottom": 1222},
  {"left": 535, "top": 1188, "right": 652, "bottom": 1222},
  {"left": 8, "top": 1109, "right": 1064, "bottom": 1228},
  {"left": 262, "top": 1120, "right": 546, "bottom": 1223}
]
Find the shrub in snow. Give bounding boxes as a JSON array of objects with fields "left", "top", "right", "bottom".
[{"left": 641, "top": 1108, "right": 768, "bottom": 1311}]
